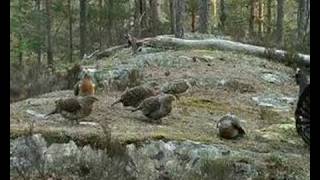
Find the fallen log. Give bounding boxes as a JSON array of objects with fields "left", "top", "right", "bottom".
[{"left": 145, "top": 36, "right": 310, "bottom": 66}]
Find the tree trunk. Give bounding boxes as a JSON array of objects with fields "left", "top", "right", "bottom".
[
  {"left": 145, "top": 36, "right": 310, "bottom": 66},
  {"left": 18, "top": 34, "right": 23, "bottom": 66},
  {"left": 98, "top": 0, "right": 103, "bottom": 50},
  {"left": 266, "top": 0, "right": 272, "bottom": 34},
  {"left": 169, "top": 0, "right": 176, "bottom": 34},
  {"left": 297, "top": 0, "right": 310, "bottom": 44},
  {"left": 80, "top": 0, "right": 87, "bottom": 58},
  {"left": 249, "top": 0, "right": 256, "bottom": 36},
  {"left": 212, "top": 0, "right": 216, "bottom": 17},
  {"left": 68, "top": 0, "right": 73, "bottom": 62},
  {"left": 199, "top": 0, "right": 210, "bottom": 33},
  {"left": 36, "top": 0, "right": 41, "bottom": 66},
  {"left": 45, "top": 0, "right": 53, "bottom": 67},
  {"left": 150, "top": 0, "right": 161, "bottom": 35},
  {"left": 257, "top": 0, "right": 264, "bottom": 36},
  {"left": 219, "top": 0, "right": 226, "bottom": 31},
  {"left": 191, "top": 11, "right": 196, "bottom": 33},
  {"left": 174, "top": 0, "right": 185, "bottom": 38},
  {"left": 275, "top": 0, "right": 284, "bottom": 46},
  {"left": 107, "top": 0, "right": 114, "bottom": 45}
]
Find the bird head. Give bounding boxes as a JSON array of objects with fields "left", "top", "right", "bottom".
[{"left": 164, "top": 94, "right": 176, "bottom": 103}]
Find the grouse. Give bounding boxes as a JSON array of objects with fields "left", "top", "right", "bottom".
[
  {"left": 216, "top": 114, "right": 246, "bottom": 139},
  {"left": 111, "top": 85, "right": 158, "bottom": 108},
  {"left": 131, "top": 94, "right": 175, "bottom": 122},
  {"left": 74, "top": 73, "right": 96, "bottom": 96},
  {"left": 46, "top": 96, "right": 98, "bottom": 124},
  {"left": 295, "top": 84, "right": 310, "bottom": 145}
]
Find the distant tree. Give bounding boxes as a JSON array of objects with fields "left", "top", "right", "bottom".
[
  {"left": 249, "top": 0, "right": 256, "bottom": 36},
  {"left": 45, "top": 0, "right": 53, "bottom": 67},
  {"left": 266, "top": 0, "right": 272, "bottom": 34},
  {"left": 174, "top": 0, "right": 185, "bottom": 38},
  {"left": 169, "top": 0, "right": 176, "bottom": 34},
  {"left": 150, "top": 0, "right": 161, "bottom": 35},
  {"left": 68, "top": 0, "right": 73, "bottom": 62},
  {"left": 297, "top": 0, "right": 310, "bottom": 47},
  {"left": 199, "top": 0, "right": 211, "bottom": 33},
  {"left": 187, "top": 0, "right": 198, "bottom": 33},
  {"left": 79, "top": 0, "right": 87, "bottom": 58},
  {"left": 275, "top": 0, "right": 284, "bottom": 46},
  {"left": 219, "top": 0, "right": 226, "bottom": 31}
]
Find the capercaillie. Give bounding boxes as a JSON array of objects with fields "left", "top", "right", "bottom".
[
  {"left": 74, "top": 73, "right": 96, "bottom": 96},
  {"left": 161, "top": 80, "right": 193, "bottom": 100},
  {"left": 295, "top": 68, "right": 309, "bottom": 96},
  {"left": 46, "top": 96, "right": 98, "bottom": 124},
  {"left": 295, "top": 84, "right": 310, "bottom": 145},
  {"left": 131, "top": 94, "right": 175, "bottom": 123},
  {"left": 111, "top": 85, "right": 159, "bottom": 108},
  {"left": 216, "top": 114, "right": 246, "bottom": 139}
]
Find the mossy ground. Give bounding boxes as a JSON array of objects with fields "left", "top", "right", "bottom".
[{"left": 10, "top": 48, "right": 309, "bottom": 178}]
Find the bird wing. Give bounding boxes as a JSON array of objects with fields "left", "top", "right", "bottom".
[
  {"left": 140, "top": 96, "right": 161, "bottom": 114},
  {"left": 60, "top": 98, "right": 82, "bottom": 112},
  {"left": 231, "top": 120, "right": 245, "bottom": 134}
]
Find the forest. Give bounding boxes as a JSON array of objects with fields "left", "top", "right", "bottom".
[{"left": 10, "top": 0, "right": 310, "bottom": 179}]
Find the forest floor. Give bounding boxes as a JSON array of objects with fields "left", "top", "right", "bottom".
[{"left": 10, "top": 48, "right": 310, "bottom": 178}]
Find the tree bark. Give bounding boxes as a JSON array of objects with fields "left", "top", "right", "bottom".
[
  {"left": 275, "top": 0, "right": 284, "bottom": 46},
  {"left": 107, "top": 0, "right": 114, "bottom": 45},
  {"left": 174, "top": 0, "right": 185, "bottom": 38},
  {"left": 199, "top": 0, "right": 211, "bottom": 33},
  {"left": 80, "top": 0, "right": 87, "bottom": 58},
  {"left": 45, "top": 0, "right": 53, "bottom": 67},
  {"left": 68, "top": 0, "right": 73, "bottom": 62},
  {"left": 191, "top": 11, "right": 196, "bottom": 33}
]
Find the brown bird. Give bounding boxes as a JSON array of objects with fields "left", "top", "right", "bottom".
[
  {"left": 161, "top": 80, "right": 193, "bottom": 100},
  {"left": 74, "top": 73, "right": 96, "bottom": 96},
  {"left": 46, "top": 96, "right": 99, "bottom": 124},
  {"left": 131, "top": 94, "right": 175, "bottom": 123},
  {"left": 216, "top": 114, "right": 246, "bottom": 139},
  {"left": 111, "top": 85, "right": 159, "bottom": 108}
]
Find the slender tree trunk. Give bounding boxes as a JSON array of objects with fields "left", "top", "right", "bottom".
[
  {"left": 249, "top": 0, "right": 256, "bottom": 36},
  {"left": 36, "top": 0, "right": 41, "bottom": 65},
  {"left": 79, "top": 0, "right": 87, "bottom": 58},
  {"left": 297, "top": 0, "right": 310, "bottom": 44},
  {"left": 266, "top": 0, "right": 272, "bottom": 34},
  {"left": 169, "top": 0, "right": 176, "bottom": 34},
  {"left": 199, "top": 0, "right": 211, "bottom": 33},
  {"left": 257, "top": 0, "right": 264, "bottom": 36},
  {"left": 174, "top": 0, "right": 185, "bottom": 38},
  {"left": 219, "top": 0, "right": 226, "bottom": 31},
  {"left": 68, "top": 0, "right": 73, "bottom": 62},
  {"left": 99, "top": 0, "right": 102, "bottom": 50},
  {"left": 191, "top": 11, "right": 196, "bottom": 33},
  {"left": 45, "top": 0, "right": 53, "bottom": 67},
  {"left": 275, "top": 0, "right": 284, "bottom": 46},
  {"left": 18, "top": 34, "right": 23, "bottom": 66},
  {"left": 212, "top": 0, "right": 216, "bottom": 17},
  {"left": 107, "top": 0, "right": 114, "bottom": 45},
  {"left": 150, "top": 0, "right": 161, "bottom": 35}
]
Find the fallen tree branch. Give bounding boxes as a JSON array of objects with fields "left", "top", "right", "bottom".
[{"left": 145, "top": 36, "right": 310, "bottom": 66}]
